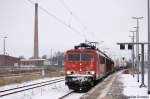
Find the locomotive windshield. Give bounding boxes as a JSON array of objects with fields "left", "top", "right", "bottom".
[
  {"left": 68, "top": 53, "right": 80, "bottom": 61},
  {"left": 67, "top": 53, "right": 93, "bottom": 62},
  {"left": 81, "top": 54, "right": 93, "bottom": 62}
]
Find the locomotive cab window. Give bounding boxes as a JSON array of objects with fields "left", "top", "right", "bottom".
[
  {"left": 68, "top": 53, "right": 80, "bottom": 61},
  {"left": 81, "top": 53, "right": 93, "bottom": 62},
  {"left": 99, "top": 55, "right": 105, "bottom": 64},
  {"left": 100, "top": 57, "right": 105, "bottom": 64}
]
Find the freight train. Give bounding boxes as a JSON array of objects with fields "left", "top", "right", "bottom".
[{"left": 65, "top": 42, "right": 114, "bottom": 91}]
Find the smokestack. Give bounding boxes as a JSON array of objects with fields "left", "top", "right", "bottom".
[{"left": 33, "top": 3, "right": 39, "bottom": 59}]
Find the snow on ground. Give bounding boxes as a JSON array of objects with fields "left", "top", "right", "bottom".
[
  {"left": 1, "top": 81, "right": 69, "bottom": 99},
  {"left": 0, "top": 76, "right": 84, "bottom": 99},
  {"left": 0, "top": 76, "right": 64, "bottom": 92},
  {"left": 120, "top": 72, "right": 150, "bottom": 99}
]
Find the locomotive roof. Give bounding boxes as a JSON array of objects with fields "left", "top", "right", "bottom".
[
  {"left": 66, "top": 43, "right": 114, "bottom": 63},
  {"left": 66, "top": 49, "right": 96, "bottom": 53}
]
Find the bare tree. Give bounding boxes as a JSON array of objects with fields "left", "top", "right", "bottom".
[{"left": 42, "top": 54, "right": 47, "bottom": 59}]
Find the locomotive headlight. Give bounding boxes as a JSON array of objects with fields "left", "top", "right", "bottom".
[
  {"left": 66, "top": 71, "right": 71, "bottom": 74},
  {"left": 91, "top": 71, "right": 95, "bottom": 75}
]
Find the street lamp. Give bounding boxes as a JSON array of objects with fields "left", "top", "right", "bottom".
[{"left": 3, "top": 36, "right": 7, "bottom": 55}]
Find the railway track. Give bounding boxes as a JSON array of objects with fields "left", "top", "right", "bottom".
[
  {"left": 58, "top": 90, "right": 74, "bottom": 99},
  {"left": 0, "top": 77, "right": 65, "bottom": 97}
]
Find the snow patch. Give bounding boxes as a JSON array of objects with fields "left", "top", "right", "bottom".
[{"left": 120, "top": 73, "right": 150, "bottom": 99}]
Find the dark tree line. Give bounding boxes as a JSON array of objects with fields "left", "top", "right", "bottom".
[
  {"left": 19, "top": 51, "right": 65, "bottom": 65},
  {"left": 42, "top": 51, "right": 65, "bottom": 65}
]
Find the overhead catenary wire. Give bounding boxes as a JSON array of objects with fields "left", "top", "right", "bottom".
[
  {"left": 58, "top": 0, "right": 87, "bottom": 36},
  {"left": 59, "top": 0, "right": 106, "bottom": 50},
  {"left": 58, "top": 0, "right": 87, "bottom": 30},
  {"left": 58, "top": 0, "right": 74, "bottom": 32},
  {"left": 27, "top": 0, "right": 86, "bottom": 39},
  {"left": 58, "top": 0, "right": 97, "bottom": 41}
]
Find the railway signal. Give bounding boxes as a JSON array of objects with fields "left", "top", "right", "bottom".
[
  {"left": 120, "top": 44, "right": 125, "bottom": 50},
  {"left": 128, "top": 44, "right": 132, "bottom": 50},
  {"left": 119, "top": 44, "right": 133, "bottom": 50}
]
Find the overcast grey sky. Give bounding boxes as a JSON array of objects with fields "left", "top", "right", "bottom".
[{"left": 0, "top": 0, "right": 148, "bottom": 59}]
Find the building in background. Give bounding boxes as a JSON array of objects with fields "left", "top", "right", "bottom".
[
  {"left": 20, "top": 59, "right": 45, "bottom": 66},
  {"left": 0, "top": 55, "right": 20, "bottom": 66}
]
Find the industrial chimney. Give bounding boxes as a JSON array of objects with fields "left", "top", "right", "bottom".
[{"left": 33, "top": 3, "right": 39, "bottom": 59}]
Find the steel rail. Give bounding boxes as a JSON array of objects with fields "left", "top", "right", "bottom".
[
  {"left": 58, "top": 90, "right": 74, "bottom": 99},
  {"left": 0, "top": 78, "right": 64, "bottom": 97}
]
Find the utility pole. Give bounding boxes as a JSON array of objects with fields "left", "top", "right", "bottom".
[
  {"left": 132, "top": 16, "right": 144, "bottom": 82},
  {"left": 148, "top": 0, "right": 150, "bottom": 94},
  {"left": 139, "top": 44, "right": 146, "bottom": 88},
  {"left": 3, "top": 36, "right": 7, "bottom": 55},
  {"left": 51, "top": 48, "right": 53, "bottom": 65},
  {"left": 129, "top": 31, "right": 136, "bottom": 77}
]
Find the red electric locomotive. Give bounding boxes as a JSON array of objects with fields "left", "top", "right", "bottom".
[{"left": 65, "top": 42, "right": 114, "bottom": 91}]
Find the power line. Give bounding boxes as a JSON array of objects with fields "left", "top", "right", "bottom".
[
  {"left": 27, "top": 0, "right": 85, "bottom": 38},
  {"left": 58, "top": 0, "right": 72, "bottom": 15},
  {"left": 58, "top": 0, "right": 96, "bottom": 40},
  {"left": 58, "top": 0, "right": 87, "bottom": 29}
]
